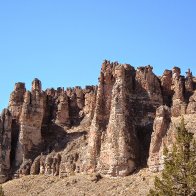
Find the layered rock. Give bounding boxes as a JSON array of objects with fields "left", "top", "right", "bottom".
[
  {"left": 148, "top": 67, "right": 196, "bottom": 172},
  {"left": 9, "top": 82, "right": 26, "bottom": 119},
  {"left": 134, "top": 66, "right": 163, "bottom": 165},
  {"left": 86, "top": 60, "right": 115, "bottom": 173},
  {"left": 87, "top": 61, "right": 114, "bottom": 172},
  {"left": 81, "top": 86, "right": 97, "bottom": 126},
  {"left": 0, "top": 60, "right": 196, "bottom": 182},
  {"left": 148, "top": 112, "right": 196, "bottom": 172},
  {"left": 86, "top": 62, "right": 163, "bottom": 176},
  {"left": 161, "top": 70, "right": 173, "bottom": 106},
  {"left": 55, "top": 92, "right": 70, "bottom": 126},
  {"left": 186, "top": 90, "right": 196, "bottom": 114},
  {"left": 97, "top": 65, "right": 138, "bottom": 176},
  {"left": 171, "top": 67, "right": 186, "bottom": 117},
  {"left": 148, "top": 106, "right": 171, "bottom": 172},
  {"left": 15, "top": 79, "right": 44, "bottom": 166},
  {"left": 0, "top": 109, "right": 12, "bottom": 183},
  {"left": 185, "top": 69, "right": 194, "bottom": 93}
]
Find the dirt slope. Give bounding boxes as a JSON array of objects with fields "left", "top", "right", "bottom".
[{"left": 2, "top": 169, "right": 157, "bottom": 196}]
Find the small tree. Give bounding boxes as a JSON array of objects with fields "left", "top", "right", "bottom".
[
  {"left": 149, "top": 117, "right": 196, "bottom": 196},
  {"left": 0, "top": 185, "right": 4, "bottom": 196}
]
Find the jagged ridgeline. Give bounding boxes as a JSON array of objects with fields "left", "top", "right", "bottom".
[{"left": 0, "top": 60, "right": 196, "bottom": 182}]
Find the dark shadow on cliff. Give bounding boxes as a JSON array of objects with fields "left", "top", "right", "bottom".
[
  {"left": 132, "top": 73, "right": 163, "bottom": 169},
  {"left": 41, "top": 123, "right": 87, "bottom": 155},
  {"left": 135, "top": 124, "right": 153, "bottom": 167},
  {"left": 10, "top": 119, "right": 19, "bottom": 168}
]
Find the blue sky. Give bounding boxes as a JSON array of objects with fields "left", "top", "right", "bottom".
[{"left": 0, "top": 0, "right": 196, "bottom": 111}]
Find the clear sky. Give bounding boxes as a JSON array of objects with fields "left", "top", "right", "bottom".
[{"left": 0, "top": 0, "right": 196, "bottom": 111}]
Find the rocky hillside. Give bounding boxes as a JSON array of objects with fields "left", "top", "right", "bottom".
[
  {"left": 2, "top": 169, "right": 158, "bottom": 196},
  {"left": 0, "top": 60, "right": 196, "bottom": 188}
]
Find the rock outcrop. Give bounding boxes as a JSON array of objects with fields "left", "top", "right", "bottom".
[
  {"left": 8, "top": 82, "right": 26, "bottom": 119},
  {"left": 148, "top": 67, "right": 196, "bottom": 172},
  {"left": 0, "top": 109, "right": 12, "bottom": 183},
  {"left": 171, "top": 67, "right": 187, "bottom": 117},
  {"left": 148, "top": 105, "right": 171, "bottom": 172},
  {"left": 15, "top": 79, "right": 44, "bottom": 167},
  {"left": 86, "top": 62, "right": 163, "bottom": 176},
  {"left": 0, "top": 60, "right": 195, "bottom": 182}
]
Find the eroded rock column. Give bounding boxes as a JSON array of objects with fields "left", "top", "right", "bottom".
[
  {"left": 171, "top": 67, "right": 186, "bottom": 117},
  {"left": 148, "top": 105, "right": 171, "bottom": 172},
  {"left": 86, "top": 60, "right": 115, "bottom": 172},
  {"left": 15, "top": 78, "right": 44, "bottom": 166},
  {"left": 9, "top": 82, "right": 26, "bottom": 119},
  {"left": 98, "top": 65, "right": 138, "bottom": 176},
  {"left": 0, "top": 109, "right": 12, "bottom": 183}
]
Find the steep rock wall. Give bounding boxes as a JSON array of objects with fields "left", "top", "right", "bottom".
[{"left": 0, "top": 60, "right": 195, "bottom": 182}]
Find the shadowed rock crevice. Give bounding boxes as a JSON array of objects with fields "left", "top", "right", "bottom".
[{"left": 10, "top": 119, "right": 19, "bottom": 168}]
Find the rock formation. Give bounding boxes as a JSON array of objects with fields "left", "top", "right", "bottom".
[
  {"left": 86, "top": 62, "right": 164, "bottom": 176},
  {"left": 8, "top": 82, "right": 26, "bottom": 119},
  {"left": 148, "top": 105, "right": 171, "bottom": 172},
  {"left": 0, "top": 60, "right": 196, "bottom": 182},
  {"left": 15, "top": 79, "right": 44, "bottom": 167},
  {"left": 0, "top": 109, "right": 12, "bottom": 183},
  {"left": 148, "top": 67, "right": 196, "bottom": 172}
]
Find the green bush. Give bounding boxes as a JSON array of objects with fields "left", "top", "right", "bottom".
[{"left": 149, "top": 117, "right": 196, "bottom": 196}]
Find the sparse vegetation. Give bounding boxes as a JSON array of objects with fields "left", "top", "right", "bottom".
[
  {"left": 149, "top": 117, "right": 196, "bottom": 196},
  {"left": 0, "top": 185, "right": 4, "bottom": 196}
]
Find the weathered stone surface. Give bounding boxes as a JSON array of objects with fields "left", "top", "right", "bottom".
[
  {"left": 1, "top": 60, "right": 196, "bottom": 181},
  {"left": 43, "top": 153, "right": 61, "bottom": 176},
  {"left": 171, "top": 67, "right": 186, "bottom": 117},
  {"left": 86, "top": 60, "right": 116, "bottom": 173},
  {"left": 31, "top": 153, "right": 61, "bottom": 176},
  {"left": 81, "top": 86, "right": 97, "bottom": 126},
  {"left": 185, "top": 69, "right": 194, "bottom": 93},
  {"left": 59, "top": 131, "right": 87, "bottom": 177},
  {"left": 148, "top": 105, "right": 171, "bottom": 172},
  {"left": 9, "top": 82, "right": 26, "bottom": 119},
  {"left": 19, "top": 159, "right": 32, "bottom": 176},
  {"left": 133, "top": 66, "right": 163, "bottom": 166},
  {"left": 186, "top": 90, "right": 196, "bottom": 114},
  {"left": 30, "top": 155, "right": 41, "bottom": 175},
  {"left": 86, "top": 63, "right": 163, "bottom": 176},
  {"left": 0, "top": 109, "right": 12, "bottom": 183},
  {"left": 161, "top": 70, "right": 173, "bottom": 106},
  {"left": 15, "top": 79, "right": 44, "bottom": 167},
  {"left": 97, "top": 65, "right": 138, "bottom": 176},
  {"left": 135, "top": 65, "right": 163, "bottom": 104},
  {"left": 55, "top": 92, "right": 70, "bottom": 126},
  {"left": 148, "top": 114, "right": 196, "bottom": 172}
]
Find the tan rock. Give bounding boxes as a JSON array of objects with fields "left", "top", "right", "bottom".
[
  {"left": 8, "top": 82, "right": 26, "bottom": 119},
  {"left": 185, "top": 68, "right": 193, "bottom": 92},
  {"left": 171, "top": 67, "right": 186, "bottom": 117},
  {"left": 55, "top": 92, "right": 70, "bottom": 126},
  {"left": 15, "top": 79, "right": 44, "bottom": 166},
  {"left": 1, "top": 60, "right": 196, "bottom": 182},
  {"left": 98, "top": 65, "right": 138, "bottom": 176},
  {"left": 0, "top": 109, "right": 12, "bottom": 183},
  {"left": 148, "top": 105, "right": 171, "bottom": 172}
]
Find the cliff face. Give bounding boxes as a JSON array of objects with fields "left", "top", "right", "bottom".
[
  {"left": 148, "top": 67, "right": 196, "bottom": 172},
  {"left": 86, "top": 61, "right": 163, "bottom": 176},
  {"left": 0, "top": 60, "right": 196, "bottom": 182}
]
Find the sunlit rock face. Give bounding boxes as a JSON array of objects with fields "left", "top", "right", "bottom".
[
  {"left": 148, "top": 105, "right": 171, "bottom": 172},
  {"left": 15, "top": 79, "right": 44, "bottom": 167},
  {"left": 148, "top": 67, "right": 196, "bottom": 172},
  {"left": 86, "top": 61, "right": 164, "bottom": 176},
  {"left": 0, "top": 60, "right": 196, "bottom": 182}
]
